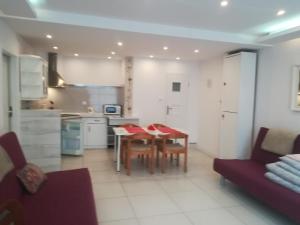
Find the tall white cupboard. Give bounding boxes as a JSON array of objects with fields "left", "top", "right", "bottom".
[{"left": 219, "top": 52, "right": 257, "bottom": 159}]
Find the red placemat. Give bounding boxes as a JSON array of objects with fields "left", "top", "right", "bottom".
[
  {"left": 125, "top": 127, "right": 146, "bottom": 134},
  {"left": 148, "top": 124, "right": 184, "bottom": 135}
]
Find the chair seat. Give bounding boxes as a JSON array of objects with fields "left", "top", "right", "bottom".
[
  {"left": 163, "top": 143, "right": 184, "bottom": 151},
  {"left": 130, "top": 144, "right": 153, "bottom": 151}
]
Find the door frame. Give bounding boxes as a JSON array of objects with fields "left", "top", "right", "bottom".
[{"left": 1, "top": 49, "right": 20, "bottom": 136}]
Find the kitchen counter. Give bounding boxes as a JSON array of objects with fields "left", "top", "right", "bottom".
[{"left": 61, "top": 112, "right": 105, "bottom": 118}]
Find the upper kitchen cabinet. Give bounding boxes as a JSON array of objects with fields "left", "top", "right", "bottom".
[
  {"left": 20, "top": 55, "right": 48, "bottom": 100},
  {"left": 57, "top": 56, "right": 125, "bottom": 86}
]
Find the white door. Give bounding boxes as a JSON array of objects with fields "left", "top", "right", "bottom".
[
  {"left": 222, "top": 55, "right": 240, "bottom": 112},
  {"left": 219, "top": 112, "right": 238, "bottom": 159},
  {"left": 1, "top": 54, "right": 11, "bottom": 133},
  {"left": 165, "top": 73, "right": 188, "bottom": 130}
]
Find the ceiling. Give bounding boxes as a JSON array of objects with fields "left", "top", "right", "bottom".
[
  {"left": 1, "top": 0, "right": 300, "bottom": 61},
  {"left": 4, "top": 18, "right": 248, "bottom": 61},
  {"left": 28, "top": 0, "right": 300, "bottom": 35}
]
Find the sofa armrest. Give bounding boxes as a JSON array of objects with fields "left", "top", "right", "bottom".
[{"left": 0, "top": 199, "right": 24, "bottom": 225}]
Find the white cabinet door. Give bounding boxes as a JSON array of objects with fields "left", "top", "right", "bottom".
[
  {"left": 84, "top": 122, "right": 107, "bottom": 148},
  {"left": 219, "top": 112, "right": 238, "bottom": 159},
  {"left": 222, "top": 55, "right": 240, "bottom": 112}
]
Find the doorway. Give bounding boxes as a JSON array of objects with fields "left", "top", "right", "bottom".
[
  {"left": 165, "top": 73, "right": 189, "bottom": 130},
  {"left": 1, "top": 54, "right": 12, "bottom": 133}
]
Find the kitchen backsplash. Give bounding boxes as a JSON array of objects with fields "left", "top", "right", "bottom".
[{"left": 22, "top": 86, "right": 124, "bottom": 113}]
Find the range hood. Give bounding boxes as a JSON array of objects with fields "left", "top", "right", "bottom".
[{"left": 48, "top": 52, "right": 65, "bottom": 87}]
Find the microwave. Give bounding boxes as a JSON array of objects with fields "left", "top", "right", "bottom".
[{"left": 103, "top": 104, "right": 122, "bottom": 116}]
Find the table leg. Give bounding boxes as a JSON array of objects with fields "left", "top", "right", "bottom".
[
  {"left": 114, "top": 134, "right": 117, "bottom": 162},
  {"left": 117, "top": 135, "right": 121, "bottom": 172}
]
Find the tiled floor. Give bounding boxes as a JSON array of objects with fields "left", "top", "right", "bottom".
[{"left": 61, "top": 148, "right": 298, "bottom": 225}]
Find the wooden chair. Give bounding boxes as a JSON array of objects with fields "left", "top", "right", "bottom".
[
  {"left": 157, "top": 133, "right": 188, "bottom": 173},
  {"left": 0, "top": 199, "right": 24, "bottom": 225},
  {"left": 120, "top": 123, "right": 141, "bottom": 163},
  {"left": 125, "top": 133, "right": 155, "bottom": 176}
]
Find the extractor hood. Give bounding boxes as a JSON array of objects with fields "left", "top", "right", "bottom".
[{"left": 48, "top": 52, "right": 65, "bottom": 87}]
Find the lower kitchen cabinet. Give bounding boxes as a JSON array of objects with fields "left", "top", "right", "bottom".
[{"left": 83, "top": 118, "right": 107, "bottom": 149}]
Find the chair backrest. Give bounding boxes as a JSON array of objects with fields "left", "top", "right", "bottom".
[
  {"left": 251, "top": 127, "right": 300, "bottom": 164},
  {"left": 127, "top": 133, "right": 155, "bottom": 144},
  {"left": 159, "top": 133, "right": 188, "bottom": 148}
]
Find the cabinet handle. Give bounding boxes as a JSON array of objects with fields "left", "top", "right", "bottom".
[
  {"left": 222, "top": 114, "right": 225, "bottom": 119},
  {"left": 223, "top": 82, "right": 227, "bottom": 86}
]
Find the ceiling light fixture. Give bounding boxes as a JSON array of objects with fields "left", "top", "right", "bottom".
[
  {"left": 220, "top": 0, "right": 228, "bottom": 7},
  {"left": 46, "top": 34, "right": 52, "bottom": 39},
  {"left": 107, "top": 56, "right": 112, "bottom": 59},
  {"left": 194, "top": 49, "right": 199, "bottom": 53},
  {"left": 117, "top": 42, "right": 123, "bottom": 46},
  {"left": 277, "top": 10, "right": 286, "bottom": 16},
  {"left": 74, "top": 53, "right": 79, "bottom": 57},
  {"left": 149, "top": 55, "right": 154, "bottom": 58},
  {"left": 53, "top": 46, "right": 58, "bottom": 50},
  {"left": 176, "top": 57, "right": 181, "bottom": 60},
  {"left": 111, "top": 51, "right": 116, "bottom": 55},
  {"left": 163, "top": 46, "right": 168, "bottom": 50}
]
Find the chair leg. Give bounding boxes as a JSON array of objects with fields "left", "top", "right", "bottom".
[
  {"left": 176, "top": 153, "right": 180, "bottom": 166},
  {"left": 127, "top": 152, "right": 131, "bottom": 176},
  {"left": 170, "top": 153, "right": 173, "bottom": 163},
  {"left": 156, "top": 149, "right": 160, "bottom": 168},
  {"left": 184, "top": 151, "right": 187, "bottom": 173}
]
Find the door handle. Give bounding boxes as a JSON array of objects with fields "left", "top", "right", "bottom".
[
  {"left": 166, "top": 106, "right": 171, "bottom": 115},
  {"left": 8, "top": 106, "right": 13, "bottom": 118}
]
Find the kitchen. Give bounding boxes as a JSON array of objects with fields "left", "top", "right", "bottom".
[{"left": 20, "top": 53, "right": 139, "bottom": 172}]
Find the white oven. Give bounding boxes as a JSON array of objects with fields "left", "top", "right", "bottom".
[{"left": 103, "top": 104, "right": 122, "bottom": 116}]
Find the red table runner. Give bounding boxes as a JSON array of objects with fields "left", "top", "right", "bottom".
[
  {"left": 125, "top": 127, "right": 146, "bottom": 134},
  {"left": 147, "top": 124, "right": 184, "bottom": 135}
]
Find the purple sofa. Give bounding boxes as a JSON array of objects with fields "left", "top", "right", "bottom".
[
  {"left": 214, "top": 127, "right": 300, "bottom": 223},
  {"left": 0, "top": 132, "right": 98, "bottom": 225}
]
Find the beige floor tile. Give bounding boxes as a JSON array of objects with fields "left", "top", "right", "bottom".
[
  {"left": 96, "top": 197, "right": 135, "bottom": 222},
  {"left": 139, "top": 213, "right": 192, "bottom": 225},
  {"left": 122, "top": 180, "right": 164, "bottom": 196},
  {"left": 168, "top": 190, "right": 221, "bottom": 212},
  {"left": 158, "top": 178, "right": 200, "bottom": 193},
  {"left": 101, "top": 219, "right": 139, "bottom": 225},
  {"left": 129, "top": 194, "right": 180, "bottom": 218},
  {"left": 186, "top": 208, "right": 244, "bottom": 225},
  {"left": 93, "top": 182, "right": 125, "bottom": 199}
]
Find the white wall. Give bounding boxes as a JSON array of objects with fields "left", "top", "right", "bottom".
[
  {"left": 57, "top": 56, "right": 124, "bottom": 86},
  {"left": 0, "top": 19, "right": 33, "bottom": 135},
  {"left": 132, "top": 58, "right": 201, "bottom": 143},
  {"left": 255, "top": 38, "right": 300, "bottom": 134},
  {"left": 197, "top": 57, "right": 223, "bottom": 156}
]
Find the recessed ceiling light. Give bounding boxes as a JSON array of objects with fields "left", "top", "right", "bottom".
[
  {"left": 74, "top": 53, "right": 79, "bottom": 57},
  {"left": 107, "top": 56, "right": 112, "bottom": 59},
  {"left": 220, "top": 0, "right": 228, "bottom": 7},
  {"left": 277, "top": 10, "right": 286, "bottom": 16},
  {"left": 117, "top": 42, "right": 123, "bottom": 46},
  {"left": 53, "top": 46, "right": 58, "bottom": 50},
  {"left": 163, "top": 46, "right": 168, "bottom": 50},
  {"left": 176, "top": 57, "right": 181, "bottom": 60},
  {"left": 194, "top": 49, "right": 199, "bottom": 53},
  {"left": 46, "top": 34, "right": 52, "bottom": 39},
  {"left": 149, "top": 55, "right": 154, "bottom": 58},
  {"left": 111, "top": 51, "right": 116, "bottom": 55}
]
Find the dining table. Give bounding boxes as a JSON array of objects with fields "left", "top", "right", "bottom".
[{"left": 112, "top": 126, "right": 187, "bottom": 172}]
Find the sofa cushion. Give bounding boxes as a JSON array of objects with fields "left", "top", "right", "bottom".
[
  {"left": 17, "top": 163, "right": 47, "bottom": 194},
  {"left": 0, "top": 145, "right": 14, "bottom": 182},
  {"left": 21, "top": 168, "right": 98, "bottom": 225},
  {"left": 214, "top": 158, "right": 300, "bottom": 222},
  {"left": 261, "top": 129, "right": 297, "bottom": 155}
]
